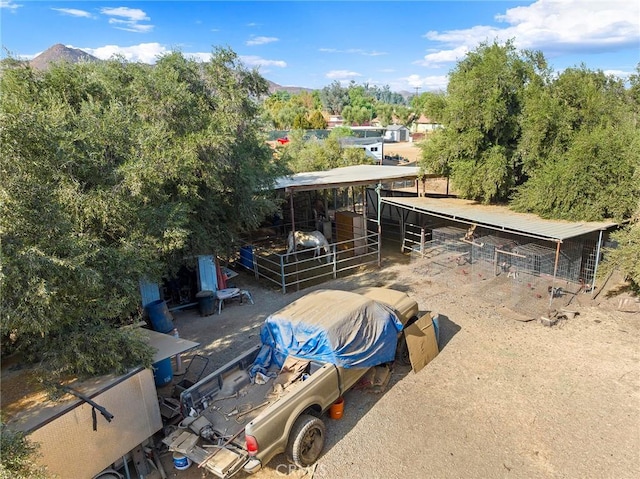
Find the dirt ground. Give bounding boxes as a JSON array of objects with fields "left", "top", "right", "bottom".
[
  {"left": 384, "top": 141, "right": 422, "bottom": 164},
  {"left": 156, "top": 245, "right": 640, "bottom": 479}
]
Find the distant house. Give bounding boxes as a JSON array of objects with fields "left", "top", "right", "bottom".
[
  {"left": 327, "top": 115, "right": 345, "bottom": 128},
  {"left": 339, "top": 137, "right": 384, "bottom": 163},
  {"left": 412, "top": 114, "right": 443, "bottom": 134},
  {"left": 384, "top": 124, "right": 410, "bottom": 142}
]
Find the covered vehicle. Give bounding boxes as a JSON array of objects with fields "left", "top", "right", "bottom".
[
  {"left": 252, "top": 289, "right": 405, "bottom": 376},
  {"left": 168, "top": 288, "right": 433, "bottom": 478}
]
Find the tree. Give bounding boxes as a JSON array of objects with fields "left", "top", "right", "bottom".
[
  {"left": 308, "top": 110, "right": 328, "bottom": 129},
  {"left": 419, "top": 40, "right": 543, "bottom": 203},
  {"left": 280, "top": 127, "right": 370, "bottom": 173},
  {"left": 599, "top": 204, "right": 640, "bottom": 290},
  {"left": 319, "top": 81, "right": 349, "bottom": 114},
  {"left": 0, "top": 422, "right": 47, "bottom": 479},
  {"left": 511, "top": 66, "right": 639, "bottom": 221},
  {"left": 411, "top": 91, "right": 447, "bottom": 123},
  {"left": 0, "top": 48, "right": 285, "bottom": 380},
  {"left": 292, "top": 113, "right": 312, "bottom": 129},
  {"left": 261, "top": 90, "right": 322, "bottom": 130}
]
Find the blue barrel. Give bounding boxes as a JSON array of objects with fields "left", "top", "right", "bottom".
[
  {"left": 240, "top": 245, "right": 254, "bottom": 270},
  {"left": 153, "top": 358, "right": 173, "bottom": 387},
  {"left": 145, "top": 299, "right": 174, "bottom": 333}
]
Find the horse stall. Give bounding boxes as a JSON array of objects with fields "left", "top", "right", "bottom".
[
  {"left": 238, "top": 221, "right": 381, "bottom": 293},
  {"left": 237, "top": 165, "right": 421, "bottom": 293}
]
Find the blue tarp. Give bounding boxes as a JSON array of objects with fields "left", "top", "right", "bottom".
[{"left": 252, "top": 290, "right": 404, "bottom": 375}]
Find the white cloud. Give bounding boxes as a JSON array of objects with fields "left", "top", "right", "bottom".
[
  {"left": 0, "top": 1, "right": 21, "bottom": 11},
  {"left": 240, "top": 55, "right": 287, "bottom": 68},
  {"left": 326, "top": 70, "right": 362, "bottom": 79},
  {"left": 100, "top": 7, "right": 153, "bottom": 33},
  {"left": 73, "top": 44, "right": 287, "bottom": 68},
  {"left": 100, "top": 7, "right": 149, "bottom": 22},
  {"left": 246, "top": 36, "right": 279, "bottom": 46},
  {"left": 83, "top": 43, "right": 167, "bottom": 63},
  {"left": 415, "top": 45, "right": 469, "bottom": 68},
  {"left": 404, "top": 74, "right": 449, "bottom": 92},
  {"left": 51, "top": 8, "right": 93, "bottom": 19},
  {"left": 494, "top": 0, "right": 639, "bottom": 51},
  {"left": 419, "top": 0, "right": 640, "bottom": 70},
  {"left": 319, "top": 47, "right": 387, "bottom": 56},
  {"left": 109, "top": 19, "right": 154, "bottom": 33}
]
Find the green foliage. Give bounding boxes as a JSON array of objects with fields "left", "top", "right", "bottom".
[
  {"left": 261, "top": 90, "right": 321, "bottom": 130},
  {"left": 423, "top": 40, "right": 540, "bottom": 203},
  {"left": 0, "top": 422, "right": 48, "bottom": 479},
  {"left": 512, "top": 123, "right": 639, "bottom": 220},
  {"left": 308, "top": 110, "right": 327, "bottom": 129},
  {"left": 599, "top": 206, "right": 640, "bottom": 289},
  {"left": 0, "top": 48, "right": 284, "bottom": 376},
  {"left": 319, "top": 81, "right": 350, "bottom": 115},
  {"left": 512, "top": 67, "right": 639, "bottom": 220},
  {"left": 292, "top": 113, "right": 312, "bottom": 129},
  {"left": 342, "top": 104, "right": 372, "bottom": 125},
  {"left": 280, "top": 127, "right": 370, "bottom": 173},
  {"left": 367, "top": 84, "right": 406, "bottom": 105},
  {"left": 411, "top": 91, "right": 447, "bottom": 123}
]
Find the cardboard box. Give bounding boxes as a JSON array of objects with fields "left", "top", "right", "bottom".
[{"left": 404, "top": 314, "right": 439, "bottom": 373}]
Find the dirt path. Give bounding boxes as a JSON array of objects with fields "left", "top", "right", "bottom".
[{"left": 161, "top": 254, "right": 639, "bottom": 479}]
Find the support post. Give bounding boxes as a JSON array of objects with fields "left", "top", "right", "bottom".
[
  {"left": 288, "top": 190, "right": 299, "bottom": 292},
  {"left": 376, "top": 182, "right": 382, "bottom": 267},
  {"left": 591, "top": 230, "right": 604, "bottom": 297},
  {"left": 548, "top": 241, "right": 562, "bottom": 311}
]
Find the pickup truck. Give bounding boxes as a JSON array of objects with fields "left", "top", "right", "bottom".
[{"left": 164, "top": 287, "right": 431, "bottom": 477}]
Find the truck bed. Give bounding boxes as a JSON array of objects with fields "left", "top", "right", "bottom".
[{"left": 165, "top": 346, "right": 320, "bottom": 477}]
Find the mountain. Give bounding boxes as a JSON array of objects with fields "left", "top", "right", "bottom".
[
  {"left": 267, "top": 80, "right": 315, "bottom": 95},
  {"left": 29, "top": 43, "right": 99, "bottom": 71}
]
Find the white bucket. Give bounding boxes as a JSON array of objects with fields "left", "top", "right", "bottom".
[{"left": 172, "top": 452, "right": 191, "bottom": 470}]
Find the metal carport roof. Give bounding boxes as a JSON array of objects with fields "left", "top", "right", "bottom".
[
  {"left": 274, "top": 165, "right": 420, "bottom": 192},
  {"left": 382, "top": 196, "right": 617, "bottom": 241}
]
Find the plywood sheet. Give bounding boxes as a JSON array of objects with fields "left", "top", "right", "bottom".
[{"left": 29, "top": 369, "right": 162, "bottom": 479}]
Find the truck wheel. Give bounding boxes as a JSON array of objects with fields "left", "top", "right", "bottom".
[
  {"left": 395, "top": 334, "right": 411, "bottom": 366},
  {"left": 286, "top": 414, "right": 326, "bottom": 468}
]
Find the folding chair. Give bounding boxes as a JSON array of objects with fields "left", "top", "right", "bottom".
[
  {"left": 215, "top": 288, "right": 254, "bottom": 314},
  {"left": 172, "top": 354, "right": 210, "bottom": 398}
]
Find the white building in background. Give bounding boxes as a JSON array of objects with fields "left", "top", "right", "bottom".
[
  {"left": 384, "top": 124, "right": 410, "bottom": 142},
  {"left": 339, "top": 137, "right": 384, "bottom": 164}
]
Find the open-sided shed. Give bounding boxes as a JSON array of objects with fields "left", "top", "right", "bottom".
[
  {"left": 244, "top": 165, "right": 420, "bottom": 292},
  {"left": 380, "top": 196, "right": 617, "bottom": 295}
]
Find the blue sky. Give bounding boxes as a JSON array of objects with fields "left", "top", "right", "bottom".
[{"left": 1, "top": 1, "right": 639, "bottom": 92}]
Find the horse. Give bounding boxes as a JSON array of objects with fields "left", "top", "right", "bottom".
[{"left": 286, "top": 230, "right": 333, "bottom": 263}]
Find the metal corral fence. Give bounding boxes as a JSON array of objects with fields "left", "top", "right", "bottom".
[
  {"left": 238, "top": 229, "right": 380, "bottom": 293},
  {"left": 403, "top": 222, "right": 597, "bottom": 281},
  {"left": 402, "top": 220, "right": 601, "bottom": 317}
]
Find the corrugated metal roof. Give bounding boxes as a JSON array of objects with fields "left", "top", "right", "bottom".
[
  {"left": 274, "top": 165, "right": 420, "bottom": 192},
  {"left": 382, "top": 196, "right": 617, "bottom": 241}
]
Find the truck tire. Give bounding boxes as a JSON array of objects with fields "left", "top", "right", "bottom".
[
  {"left": 286, "top": 414, "right": 326, "bottom": 468},
  {"left": 395, "top": 334, "right": 411, "bottom": 366},
  {"left": 396, "top": 315, "right": 419, "bottom": 366}
]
